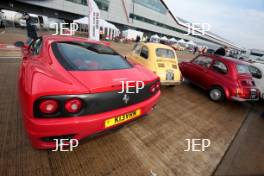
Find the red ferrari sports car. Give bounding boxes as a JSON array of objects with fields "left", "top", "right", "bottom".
[{"left": 16, "top": 35, "right": 160, "bottom": 149}]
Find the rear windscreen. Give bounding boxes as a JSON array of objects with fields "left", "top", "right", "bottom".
[
  {"left": 156, "top": 48, "right": 175, "bottom": 59},
  {"left": 52, "top": 42, "right": 132, "bottom": 71},
  {"left": 236, "top": 64, "right": 250, "bottom": 74}
]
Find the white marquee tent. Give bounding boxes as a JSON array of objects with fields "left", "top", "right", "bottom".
[
  {"left": 73, "top": 17, "right": 120, "bottom": 39},
  {"left": 169, "top": 38, "right": 178, "bottom": 43},
  {"left": 160, "top": 36, "right": 168, "bottom": 41},
  {"left": 178, "top": 39, "right": 186, "bottom": 44},
  {"left": 187, "top": 40, "right": 197, "bottom": 46},
  {"left": 99, "top": 19, "right": 120, "bottom": 39},
  {"left": 122, "top": 29, "right": 143, "bottom": 40},
  {"left": 177, "top": 39, "right": 187, "bottom": 47},
  {"left": 151, "top": 34, "right": 160, "bottom": 39},
  {"left": 74, "top": 17, "right": 89, "bottom": 24},
  {"left": 150, "top": 34, "right": 160, "bottom": 42}
]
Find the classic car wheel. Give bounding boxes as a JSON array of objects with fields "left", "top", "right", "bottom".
[
  {"left": 182, "top": 77, "right": 190, "bottom": 83},
  {"left": 209, "top": 87, "right": 225, "bottom": 102},
  {"left": 261, "top": 112, "right": 264, "bottom": 118},
  {"left": 167, "top": 85, "right": 176, "bottom": 88}
]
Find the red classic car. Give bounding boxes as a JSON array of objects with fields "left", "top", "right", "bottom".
[
  {"left": 15, "top": 35, "right": 160, "bottom": 149},
  {"left": 179, "top": 54, "right": 259, "bottom": 102}
]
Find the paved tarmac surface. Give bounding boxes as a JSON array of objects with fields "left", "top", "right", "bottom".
[
  {"left": 215, "top": 102, "right": 264, "bottom": 176},
  {"left": 0, "top": 32, "right": 263, "bottom": 176}
]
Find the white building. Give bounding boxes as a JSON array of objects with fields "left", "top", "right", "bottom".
[{"left": 0, "top": 0, "right": 241, "bottom": 49}]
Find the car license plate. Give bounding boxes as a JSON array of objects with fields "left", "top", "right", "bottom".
[
  {"left": 166, "top": 70, "right": 174, "bottom": 80},
  {"left": 250, "top": 94, "right": 257, "bottom": 99},
  {"left": 250, "top": 89, "right": 257, "bottom": 99},
  {"left": 105, "top": 109, "right": 141, "bottom": 128}
]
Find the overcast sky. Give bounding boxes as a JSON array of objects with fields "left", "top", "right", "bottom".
[{"left": 164, "top": 0, "right": 264, "bottom": 50}]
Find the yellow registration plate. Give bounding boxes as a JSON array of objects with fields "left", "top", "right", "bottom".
[{"left": 105, "top": 109, "right": 141, "bottom": 128}]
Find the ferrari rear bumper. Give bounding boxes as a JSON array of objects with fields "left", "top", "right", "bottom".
[{"left": 23, "top": 91, "right": 160, "bottom": 149}]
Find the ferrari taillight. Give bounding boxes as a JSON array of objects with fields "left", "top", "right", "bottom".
[
  {"left": 149, "top": 81, "right": 160, "bottom": 93},
  {"left": 65, "top": 99, "right": 82, "bottom": 113},
  {"left": 156, "top": 81, "right": 161, "bottom": 90},
  {"left": 149, "top": 84, "right": 157, "bottom": 93},
  {"left": 39, "top": 99, "right": 58, "bottom": 114}
]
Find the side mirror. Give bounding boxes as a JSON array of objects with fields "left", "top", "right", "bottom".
[{"left": 14, "top": 41, "right": 25, "bottom": 47}]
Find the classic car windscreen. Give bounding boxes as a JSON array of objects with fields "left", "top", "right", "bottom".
[
  {"left": 52, "top": 42, "right": 132, "bottom": 71},
  {"left": 156, "top": 48, "right": 175, "bottom": 59}
]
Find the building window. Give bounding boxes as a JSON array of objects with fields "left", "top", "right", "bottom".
[
  {"left": 94, "top": 0, "right": 110, "bottom": 11},
  {"left": 133, "top": 0, "right": 167, "bottom": 14},
  {"left": 66, "top": 0, "right": 88, "bottom": 6},
  {"left": 129, "top": 13, "right": 219, "bottom": 45},
  {"left": 130, "top": 13, "right": 186, "bottom": 34}
]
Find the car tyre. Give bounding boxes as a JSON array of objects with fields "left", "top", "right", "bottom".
[
  {"left": 111, "top": 125, "right": 124, "bottom": 132},
  {"left": 182, "top": 77, "right": 190, "bottom": 83},
  {"left": 209, "top": 87, "right": 225, "bottom": 102},
  {"left": 167, "top": 85, "right": 176, "bottom": 88}
]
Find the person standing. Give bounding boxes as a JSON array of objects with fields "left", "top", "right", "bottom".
[
  {"left": 201, "top": 47, "right": 206, "bottom": 54},
  {"left": 261, "top": 112, "right": 264, "bottom": 118},
  {"left": 136, "top": 35, "right": 141, "bottom": 43},
  {"left": 215, "top": 46, "right": 228, "bottom": 56},
  {"left": 193, "top": 46, "right": 198, "bottom": 55},
  {"left": 214, "top": 47, "right": 226, "bottom": 56},
  {"left": 23, "top": 12, "right": 38, "bottom": 44}
]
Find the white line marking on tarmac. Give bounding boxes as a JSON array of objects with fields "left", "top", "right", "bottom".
[{"left": 0, "top": 57, "right": 21, "bottom": 59}]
